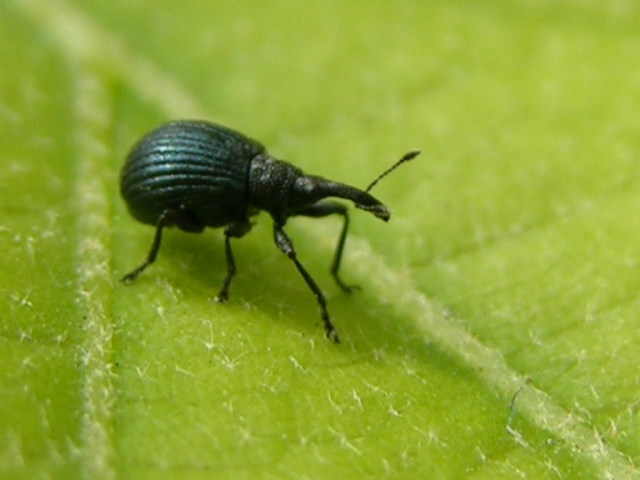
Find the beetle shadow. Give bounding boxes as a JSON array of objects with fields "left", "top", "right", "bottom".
[{"left": 155, "top": 227, "right": 476, "bottom": 381}]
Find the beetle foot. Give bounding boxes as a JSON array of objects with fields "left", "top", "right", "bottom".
[
  {"left": 120, "top": 269, "right": 142, "bottom": 284},
  {"left": 214, "top": 291, "right": 229, "bottom": 303},
  {"left": 333, "top": 276, "right": 360, "bottom": 294},
  {"left": 326, "top": 326, "right": 340, "bottom": 344},
  {"left": 340, "top": 283, "right": 361, "bottom": 294}
]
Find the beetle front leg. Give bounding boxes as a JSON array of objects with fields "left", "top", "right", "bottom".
[
  {"left": 216, "top": 220, "right": 252, "bottom": 303},
  {"left": 292, "top": 201, "right": 358, "bottom": 293},
  {"left": 273, "top": 223, "right": 339, "bottom": 343}
]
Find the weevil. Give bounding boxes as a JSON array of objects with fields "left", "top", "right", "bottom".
[{"left": 120, "top": 120, "right": 418, "bottom": 342}]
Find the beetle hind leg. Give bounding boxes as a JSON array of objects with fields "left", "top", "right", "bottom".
[{"left": 121, "top": 209, "right": 182, "bottom": 284}]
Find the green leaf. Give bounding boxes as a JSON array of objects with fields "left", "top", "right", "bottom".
[{"left": 1, "top": 0, "right": 639, "bottom": 479}]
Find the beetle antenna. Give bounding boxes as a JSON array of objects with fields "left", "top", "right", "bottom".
[{"left": 365, "top": 150, "right": 421, "bottom": 193}]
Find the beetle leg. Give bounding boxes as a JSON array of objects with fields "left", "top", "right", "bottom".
[
  {"left": 215, "top": 234, "right": 235, "bottom": 303},
  {"left": 292, "top": 201, "right": 357, "bottom": 293},
  {"left": 121, "top": 209, "right": 180, "bottom": 284},
  {"left": 215, "top": 221, "right": 252, "bottom": 303},
  {"left": 273, "top": 223, "right": 339, "bottom": 343}
]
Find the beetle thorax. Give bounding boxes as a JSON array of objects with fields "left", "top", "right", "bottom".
[{"left": 248, "top": 154, "right": 304, "bottom": 218}]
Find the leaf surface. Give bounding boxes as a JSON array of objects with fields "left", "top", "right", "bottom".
[{"left": 1, "top": 1, "right": 639, "bottom": 479}]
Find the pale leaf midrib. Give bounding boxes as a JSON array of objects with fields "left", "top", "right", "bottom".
[{"left": 74, "top": 68, "right": 116, "bottom": 480}]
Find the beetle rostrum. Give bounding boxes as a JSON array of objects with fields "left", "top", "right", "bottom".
[{"left": 120, "top": 120, "right": 419, "bottom": 343}]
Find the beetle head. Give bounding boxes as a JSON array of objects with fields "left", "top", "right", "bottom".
[{"left": 292, "top": 176, "right": 390, "bottom": 221}]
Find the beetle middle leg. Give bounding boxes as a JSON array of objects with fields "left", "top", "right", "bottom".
[
  {"left": 215, "top": 220, "right": 252, "bottom": 303},
  {"left": 273, "top": 223, "right": 339, "bottom": 343},
  {"left": 292, "top": 201, "right": 357, "bottom": 293}
]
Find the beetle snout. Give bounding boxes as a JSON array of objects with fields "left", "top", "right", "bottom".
[{"left": 356, "top": 203, "right": 390, "bottom": 221}]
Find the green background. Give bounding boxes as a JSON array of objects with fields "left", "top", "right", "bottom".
[{"left": 1, "top": 0, "right": 639, "bottom": 478}]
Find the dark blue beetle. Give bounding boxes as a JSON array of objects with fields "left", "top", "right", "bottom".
[{"left": 120, "top": 120, "right": 418, "bottom": 342}]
